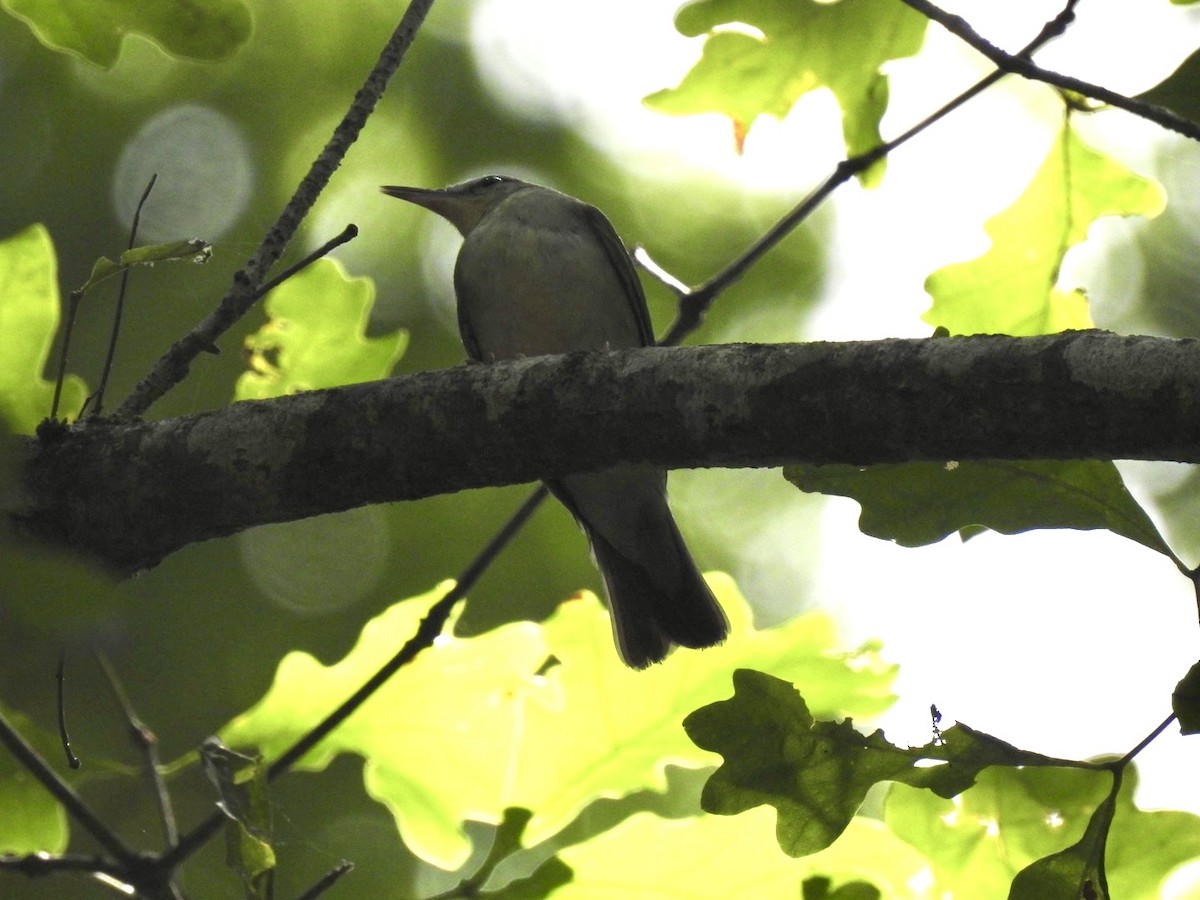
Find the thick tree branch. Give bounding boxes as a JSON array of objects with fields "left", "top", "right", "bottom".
[{"left": 15, "top": 331, "right": 1200, "bottom": 572}]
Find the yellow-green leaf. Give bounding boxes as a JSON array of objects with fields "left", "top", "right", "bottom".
[
  {"left": 2, "top": 0, "right": 252, "bottom": 68},
  {"left": 0, "top": 225, "right": 86, "bottom": 432},
  {"left": 924, "top": 126, "right": 1165, "bottom": 336},
  {"left": 556, "top": 811, "right": 926, "bottom": 899},
  {"left": 220, "top": 576, "right": 895, "bottom": 869},
  {"left": 645, "top": 0, "right": 926, "bottom": 181},
  {"left": 888, "top": 765, "right": 1200, "bottom": 899},
  {"left": 0, "top": 707, "right": 69, "bottom": 855},
  {"left": 236, "top": 258, "right": 407, "bottom": 400}
]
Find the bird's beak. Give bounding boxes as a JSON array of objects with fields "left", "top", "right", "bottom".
[
  {"left": 381, "top": 185, "right": 480, "bottom": 236},
  {"left": 381, "top": 184, "right": 440, "bottom": 205}
]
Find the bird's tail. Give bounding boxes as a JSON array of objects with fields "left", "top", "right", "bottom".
[
  {"left": 587, "top": 517, "right": 730, "bottom": 669},
  {"left": 548, "top": 472, "right": 729, "bottom": 669}
]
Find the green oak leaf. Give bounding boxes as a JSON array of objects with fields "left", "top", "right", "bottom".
[
  {"left": 684, "top": 670, "right": 1074, "bottom": 858},
  {"left": 888, "top": 765, "right": 1200, "bottom": 899},
  {"left": 490, "top": 857, "right": 572, "bottom": 900},
  {"left": 924, "top": 126, "right": 1165, "bottom": 336},
  {"left": 220, "top": 576, "right": 894, "bottom": 869},
  {"left": 2, "top": 0, "right": 252, "bottom": 68},
  {"left": 784, "top": 459, "right": 1172, "bottom": 557},
  {"left": 1137, "top": 39, "right": 1200, "bottom": 122},
  {"left": 645, "top": 0, "right": 926, "bottom": 183},
  {"left": 468, "top": 808, "right": 573, "bottom": 899},
  {"left": 1172, "top": 661, "right": 1200, "bottom": 735},
  {"left": 0, "top": 224, "right": 87, "bottom": 432},
  {"left": 1008, "top": 784, "right": 1115, "bottom": 900},
  {"left": 236, "top": 258, "right": 407, "bottom": 400}
]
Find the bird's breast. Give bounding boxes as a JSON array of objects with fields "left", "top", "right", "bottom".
[{"left": 453, "top": 204, "right": 645, "bottom": 360}]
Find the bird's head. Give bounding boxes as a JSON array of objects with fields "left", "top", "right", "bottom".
[{"left": 381, "top": 175, "right": 532, "bottom": 237}]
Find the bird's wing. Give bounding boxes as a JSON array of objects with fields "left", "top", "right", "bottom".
[
  {"left": 581, "top": 204, "right": 656, "bottom": 348},
  {"left": 456, "top": 299, "right": 485, "bottom": 361}
]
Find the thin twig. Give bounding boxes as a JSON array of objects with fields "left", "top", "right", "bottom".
[
  {"left": 96, "top": 652, "right": 179, "bottom": 849},
  {"left": 293, "top": 860, "right": 354, "bottom": 900},
  {"left": 265, "top": 482, "right": 545, "bottom": 771},
  {"left": 91, "top": 173, "right": 158, "bottom": 417},
  {"left": 16, "top": 0, "right": 438, "bottom": 891},
  {"left": 55, "top": 652, "right": 79, "bottom": 770},
  {"left": 0, "top": 708, "right": 138, "bottom": 865},
  {"left": 660, "top": 0, "right": 1081, "bottom": 346},
  {"left": 1114, "top": 713, "right": 1178, "bottom": 768},
  {"left": 899, "top": 0, "right": 1200, "bottom": 142},
  {"left": 0, "top": 852, "right": 129, "bottom": 876},
  {"left": 157, "top": 484, "right": 548, "bottom": 874},
  {"left": 75, "top": 0, "right": 1171, "bottom": 885},
  {"left": 49, "top": 289, "right": 82, "bottom": 421},
  {"left": 114, "top": 2, "right": 435, "bottom": 420},
  {"left": 245, "top": 224, "right": 360, "bottom": 309}
]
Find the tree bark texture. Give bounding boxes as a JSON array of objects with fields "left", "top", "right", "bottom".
[{"left": 14, "top": 331, "right": 1200, "bottom": 572}]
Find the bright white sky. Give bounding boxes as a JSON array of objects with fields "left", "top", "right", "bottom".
[{"left": 461, "top": 0, "right": 1200, "bottom": 835}]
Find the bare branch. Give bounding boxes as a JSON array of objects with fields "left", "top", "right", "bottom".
[
  {"left": 899, "top": 0, "right": 1200, "bottom": 142},
  {"left": 659, "top": 2, "right": 1084, "bottom": 345},
  {"left": 113, "top": 1, "right": 435, "bottom": 420}
]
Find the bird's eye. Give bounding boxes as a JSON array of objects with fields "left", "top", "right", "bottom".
[{"left": 465, "top": 175, "right": 507, "bottom": 194}]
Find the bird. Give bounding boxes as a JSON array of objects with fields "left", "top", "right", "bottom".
[{"left": 381, "top": 175, "right": 729, "bottom": 668}]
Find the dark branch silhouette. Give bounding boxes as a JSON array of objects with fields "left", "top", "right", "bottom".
[{"left": 18, "top": 332, "right": 1200, "bottom": 572}]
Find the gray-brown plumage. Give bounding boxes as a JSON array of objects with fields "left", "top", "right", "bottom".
[{"left": 381, "top": 175, "right": 729, "bottom": 667}]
